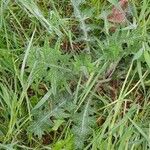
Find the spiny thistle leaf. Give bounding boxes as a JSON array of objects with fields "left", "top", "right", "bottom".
[
  {"left": 27, "top": 41, "right": 73, "bottom": 95},
  {"left": 72, "top": 99, "right": 96, "bottom": 149},
  {"left": 28, "top": 100, "right": 67, "bottom": 139}
]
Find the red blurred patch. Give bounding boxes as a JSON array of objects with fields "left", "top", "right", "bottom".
[{"left": 107, "top": 0, "right": 128, "bottom": 24}]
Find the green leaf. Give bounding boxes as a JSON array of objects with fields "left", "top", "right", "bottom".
[
  {"left": 28, "top": 101, "right": 67, "bottom": 138},
  {"left": 73, "top": 53, "right": 95, "bottom": 77},
  {"left": 133, "top": 48, "right": 143, "bottom": 61},
  {"left": 144, "top": 50, "right": 150, "bottom": 69},
  {"left": 137, "top": 61, "right": 145, "bottom": 92},
  {"left": 72, "top": 99, "right": 96, "bottom": 149},
  {"left": 53, "top": 134, "right": 73, "bottom": 150},
  {"left": 32, "top": 89, "right": 52, "bottom": 111},
  {"left": 127, "top": 116, "right": 149, "bottom": 143},
  {"left": 52, "top": 120, "right": 64, "bottom": 131}
]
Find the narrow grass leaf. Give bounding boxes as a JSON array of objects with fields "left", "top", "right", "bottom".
[
  {"left": 137, "top": 61, "right": 145, "bottom": 92},
  {"left": 127, "top": 116, "right": 149, "bottom": 143},
  {"left": 144, "top": 50, "right": 150, "bottom": 69},
  {"left": 32, "top": 89, "right": 52, "bottom": 111},
  {"left": 20, "top": 28, "right": 36, "bottom": 83}
]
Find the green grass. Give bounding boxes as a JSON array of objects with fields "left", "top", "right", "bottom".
[{"left": 0, "top": 0, "right": 150, "bottom": 149}]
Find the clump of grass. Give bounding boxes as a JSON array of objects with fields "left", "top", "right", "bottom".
[{"left": 0, "top": 0, "right": 150, "bottom": 149}]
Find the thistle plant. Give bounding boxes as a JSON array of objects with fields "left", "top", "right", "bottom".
[{"left": 71, "top": 0, "right": 90, "bottom": 53}]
